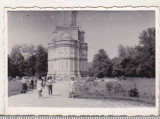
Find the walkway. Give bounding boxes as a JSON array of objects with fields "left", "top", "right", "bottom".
[{"left": 8, "top": 81, "right": 153, "bottom": 107}]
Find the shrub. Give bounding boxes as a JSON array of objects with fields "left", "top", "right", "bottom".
[
  {"left": 81, "top": 84, "right": 90, "bottom": 91},
  {"left": 8, "top": 76, "right": 13, "bottom": 81},
  {"left": 114, "top": 82, "right": 124, "bottom": 93},
  {"left": 16, "top": 76, "right": 21, "bottom": 80},
  {"left": 128, "top": 88, "right": 139, "bottom": 97},
  {"left": 101, "top": 79, "right": 105, "bottom": 82},
  {"left": 118, "top": 76, "right": 126, "bottom": 81},
  {"left": 92, "top": 81, "right": 98, "bottom": 87},
  {"left": 105, "top": 82, "right": 113, "bottom": 92},
  {"left": 85, "top": 77, "right": 96, "bottom": 83}
]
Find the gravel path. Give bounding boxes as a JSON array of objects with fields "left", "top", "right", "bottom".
[{"left": 8, "top": 81, "right": 153, "bottom": 107}]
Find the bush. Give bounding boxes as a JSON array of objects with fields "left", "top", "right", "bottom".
[
  {"left": 105, "top": 81, "right": 125, "bottom": 95},
  {"left": 16, "top": 76, "right": 21, "bottom": 80},
  {"left": 101, "top": 79, "right": 105, "bottom": 82},
  {"left": 118, "top": 76, "right": 126, "bottom": 81},
  {"left": 92, "top": 81, "right": 98, "bottom": 87},
  {"left": 128, "top": 88, "right": 139, "bottom": 97},
  {"left": 105, "top": 82, "right": 113, "bottom": 92},
  {"left": 114, "top": 82, "right": 124, "bottom": 93},
  {"left": 85, "top": 77, "right": 96, "bottom": 83},
  {"left": 8, "top": 76, "right": 13, "bottom": 81}
]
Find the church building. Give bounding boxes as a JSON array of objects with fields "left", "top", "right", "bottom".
[{"left": 47, "top": 11, "right": 88, "bottom": 79}]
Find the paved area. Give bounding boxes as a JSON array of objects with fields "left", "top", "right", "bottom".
[{"left": 8, "top": 81, "right": 153, "bottom": 107}]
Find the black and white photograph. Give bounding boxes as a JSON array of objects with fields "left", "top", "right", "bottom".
[{"left": 6, "top": 9, "right": 157, "bottom": 112}]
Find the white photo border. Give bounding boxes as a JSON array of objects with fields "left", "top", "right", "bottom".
[{"left": 4, "top": 6, "right": 160, "bottom": 116}]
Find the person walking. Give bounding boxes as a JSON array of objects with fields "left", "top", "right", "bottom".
[
  {"left": 69, "top": 77, "right": 76, "bottom": 98},
  {"left": 21, "top": 77, "right": 27, "bottom": 93},
  {"left": 30, "top": 78, "right": 34, "bottom": 92},
  {"left": 37, "top": 76, "right": 43, "bottom": 99},
  {"left": 47, "top": 76, "right": 53, "bottom": 95}
]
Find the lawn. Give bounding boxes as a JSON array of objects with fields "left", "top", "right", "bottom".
[
  {"left": 74, "top": 77, "right": 155, "bottom": 105},
  {"left": 8, "top": 78, "right": 37, "bottom": 97},
  {"left": 8, "top": 80, "right": 22, "bottom": 96},
  {"left": 8, "top": 77, "right": 155, "bottom": 105}
]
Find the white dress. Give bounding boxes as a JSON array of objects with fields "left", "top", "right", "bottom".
[
  {"left": 37, "top": 80, "right": 42, "bottom": 91},
  {"left": 69, "top": 81, "right": 76, "bottom": 93}
]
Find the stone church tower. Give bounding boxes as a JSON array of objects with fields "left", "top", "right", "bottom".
[{"left": 48, "top": 11, "right": 88, "bottom": 79}]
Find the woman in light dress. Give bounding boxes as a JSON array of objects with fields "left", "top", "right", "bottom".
[
  {"left": 69, "top": 77, "right": 76, "bottom": 98},
  {"left": 37, "top": 76, "right": 43, "bottom": 98}
]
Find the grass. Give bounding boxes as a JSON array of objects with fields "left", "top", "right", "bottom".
[
  {"left": 8, "top": 77, "right": 155, "bottom": 105},
  {"left": 8, "top": 78, "right": 37, "bottom": 97},
  {"left": 74, "top": 77, "right": 155, "bottom": 105},
  {"left": 8, "top": 79, "right": 22, "bottom": 96}
]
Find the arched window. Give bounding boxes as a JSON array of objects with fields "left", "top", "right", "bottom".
[
  {"left": 51, "top": 62, "right": 53, "bottom": 70},
  {"left": 66, "top": 60, "right": 68, "bottom": 69},
  {"left": 71, "top": 60, "right": 73, "bottom": 71},
  {"left": 62, "top": 60, "right": 63, "bottom": 69}
]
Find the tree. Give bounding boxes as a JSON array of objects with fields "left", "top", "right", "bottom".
[
  {"left": 8, "top": 44, "right": 48, "bottom": 77},
  {"left": 25, "top": 55, "right": 37, "bottom": 76},
  {"left": 111, "top": 57, "right": 124, "bottom": 77},
  {"left": 89, "top": 49, "right": 112, "bottom": 78},
  {"left": 9, "top": 45, "right": 25, "bottom": 77},
  {"left": 35, "top": 45, "right": 48, "bottom": 76},
  {"left": 135, "top": 28, "right": 155, "bottom": 77},
  {"left": 111, "top": 27, "right": 155, "bottom": 78},
  {"left": 118, "top": 44, "right": 126, "bottom": 60}
]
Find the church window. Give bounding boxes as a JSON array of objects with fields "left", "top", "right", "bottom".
[
  {"left": 83, "top": 61, "right": 85, "bottom": 70},
  {"left": 66, "top": 51, "right": 68, "bottom": 55},
  {"left": 49, "top": 62, "right": 50, "bottom": 71},
  {"left": 71, "top": 51, "right": 73, "bottom": 55},
  {"left": 71, "top": 60, "right": 73, "bottom": 71},
  {"left": 62, "top": 60, "right": 63, "bottom": 69},
  {"left": 51, "top": 62, "right": 53, "bottom": 70},
  {"left": 66, "top": 60, "right": 68, "bottom": 69}
]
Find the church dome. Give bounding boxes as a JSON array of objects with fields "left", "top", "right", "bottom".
[
  {"left": 60, "top": 33, "right": 73, "bottom": 40},
  {"left": 51, "top": 32, "right": 58, "bottom": 42}
]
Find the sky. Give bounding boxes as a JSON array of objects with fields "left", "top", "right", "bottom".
[{"left": 8, "top": 11, "right": 155, "bottom": 62}]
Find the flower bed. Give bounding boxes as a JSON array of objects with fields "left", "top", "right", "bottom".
[{"left": 74, "top": 78, "right": 155, "bottom": 105}]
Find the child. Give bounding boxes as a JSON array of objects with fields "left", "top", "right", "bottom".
[
  {"left": 69, "top": 77, "right": 76, "bottom": 98},
  {"left": 37, "top": 76, "right": 43, "bottom": 98}
]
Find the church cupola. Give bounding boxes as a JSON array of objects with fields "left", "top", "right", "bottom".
[{"left": 60, "top": 33, "right": 73, "bottom": 40}]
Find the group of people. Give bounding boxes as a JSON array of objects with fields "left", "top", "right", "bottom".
[
  {"left": 21, "top": 77, "right": 34, "bottom": 93},
  {"left": 36, "top": 76, "right": 54, "bottom": 98},
  {"left": 21, "top": 76, "right": 76, "bottom": 99}
]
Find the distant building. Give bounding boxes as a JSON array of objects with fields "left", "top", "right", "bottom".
[
  {"left": 48, "top": 11, "right": 88, "bottom": 79},
  {"left": 20, "top": 49, "right": 32, "bottom": 60}
]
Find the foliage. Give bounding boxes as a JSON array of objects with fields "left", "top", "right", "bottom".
[
  {"left": 105, "top": 81, "right": 124, "bottom": 94},
  {"left": 9, "top": 45, "right": 25, "bottom": 77},
  {"left": 35, "top": 45, "right": 48, "bottom": 76},
  {"left": 135, "top": 28, "right": 155, "bottom": 77},
  {"left": 16, "top": 76, "right": 20, "bottom": 80},
  {"left": 8, "top": 76, "right": 13, "bottom": 81},
  {"left": 88, "top": 27, "right": 155, "bottom": 78},
  {"left": 89, "top": 49, "right": 112, "bottom": 78},
  {"left": 85, "top": 77, "right": 96, "bottom": 82},
  {"left": 8, "top": 44, "right": 48, "bottom": 78},
  {"left": 128, "top": 88, "right": 139, "bottom": 97},
  {"left": 105, "top": 82, "right": 113, "bottom": 92},
  {"left": 75, "top": 78, "right": 155, "bottom": 105}
]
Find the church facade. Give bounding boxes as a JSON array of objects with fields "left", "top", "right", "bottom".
[{"left": 47, "top": 11, "right": 88, "bottom": 79}]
